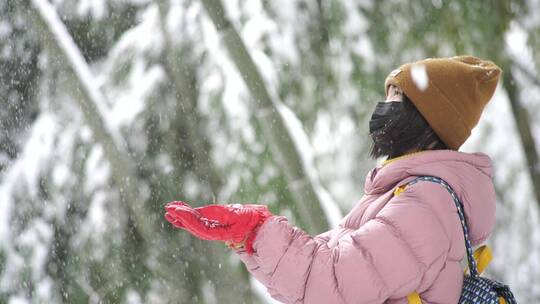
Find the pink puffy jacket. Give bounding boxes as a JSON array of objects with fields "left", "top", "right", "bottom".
[{"left": 234, "top": 149, "right": 496, "bottom": 303}]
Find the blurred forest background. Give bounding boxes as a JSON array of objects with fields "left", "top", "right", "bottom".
[{"left": 1, "top": 0, "right": 540, "bottom": 303}]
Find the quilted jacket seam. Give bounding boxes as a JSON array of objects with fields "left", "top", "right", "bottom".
[
  {"left": 421, "top": 252, "right": 451, "bottom": 293},
  {"left": 372, "top": 215, "right": 448, "bottom": 296},
  {"left": 373, "top": 216, "right": 426, "bottom": 272},
  {"left": 268, "top": 226, "right": 298, "bottom": 279},
  {"left": 402, "top": 183, "right": 453, "bottom": 248},
  {"left": 349, "top": 234, "right": 391, "bottom": 302},
  {"left": 299, "top": 242, "right": 340, "bottom": 303}
]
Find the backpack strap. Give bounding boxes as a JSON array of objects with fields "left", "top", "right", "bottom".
[
  {"left": 403, "top": 175, "right": 499, "bottom": 304},
  {"left": 471, "top": 245, "right": 492, "bottom": 275},
  {"left": 406, "top": 175, "right": 480, "bottom": 278}
]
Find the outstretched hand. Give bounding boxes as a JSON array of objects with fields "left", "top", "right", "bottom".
[{"left": 164, "top": 201, "right": 273, "bottom": 254}]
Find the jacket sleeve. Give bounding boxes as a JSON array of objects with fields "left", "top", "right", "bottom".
[{"left": 234, "top": 187, "right": 451, "bottom": 304}]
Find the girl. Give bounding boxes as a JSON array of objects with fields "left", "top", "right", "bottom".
[{"left": 165, "top": 55, "right": 502, "bottom": 303}]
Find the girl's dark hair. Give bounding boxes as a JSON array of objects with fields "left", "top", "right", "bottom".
[{"left": 368, "top": 94, "right": 448, "bottom": 160}]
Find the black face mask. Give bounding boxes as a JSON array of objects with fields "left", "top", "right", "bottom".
[
  {"left": 368, "top": 97, "right": 448, "bottom": 160},
  {"left": 368, "top": 101, "right": 403, "bottom": 134},
  {"left": 368, "top": 100, "right": 410, "bottom": 159}
]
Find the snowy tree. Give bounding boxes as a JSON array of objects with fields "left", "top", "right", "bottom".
[{"left": 1, "top": 0, "right": 539, "bottom": 303}]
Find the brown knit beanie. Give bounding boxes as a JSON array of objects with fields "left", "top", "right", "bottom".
[{"left": 384, "top": 55, "right": 502, "bottom": 150}]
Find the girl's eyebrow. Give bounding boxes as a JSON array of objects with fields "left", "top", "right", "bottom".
[{"left": 386, "top": 85, "right": 403, "bottom": 97}]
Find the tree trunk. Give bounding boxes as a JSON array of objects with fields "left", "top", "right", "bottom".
[
  {"left": 502, "top": 66, "right": 540, "bottom": 216},
  {"left": 200, "top": 0, "right": 335, "bottom": 234},
  {"left": 26, "top": 0, "right": 153, "bottom": 243}
]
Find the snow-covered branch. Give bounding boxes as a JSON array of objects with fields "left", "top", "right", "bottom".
[
  {"left": 200, "top": 0, "right": 342, "bottom": 232},
  {"left": 26, "top": 0, "right": 154, "bottom": 242},
  {"left": 156, "top": 1, "right": 223, "bottom": 195}
]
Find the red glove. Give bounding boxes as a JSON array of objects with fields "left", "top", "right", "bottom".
[{"left": 164, "top": 201, "right": 273, "bottom": 254}]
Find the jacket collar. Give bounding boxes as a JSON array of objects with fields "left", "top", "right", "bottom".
[{"left": 364, "top": 149, "right": 494, "bottom": 195}]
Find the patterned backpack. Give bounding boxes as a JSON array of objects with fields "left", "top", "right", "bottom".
[{"left": 400, "top": 175, "right": 517, "bottom": 304}]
